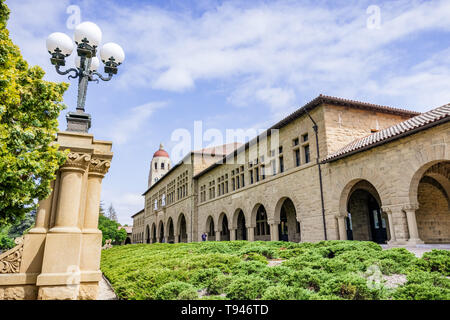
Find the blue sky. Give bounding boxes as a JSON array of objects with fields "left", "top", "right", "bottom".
[{"left": 5, "top": 0, "right": 450, "bottom": 225}]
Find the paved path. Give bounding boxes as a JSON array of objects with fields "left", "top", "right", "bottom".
[{"left": 97, "top": 275, "right": 118, "bottom": 300}]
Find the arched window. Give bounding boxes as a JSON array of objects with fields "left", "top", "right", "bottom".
[{"left": 161, "top": 162, "right": 165, "bottom": 169}]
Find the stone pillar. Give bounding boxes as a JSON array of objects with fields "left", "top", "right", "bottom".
[
  {"left": 79, "top": 158, "right": 111, "bottom": 300},
  {"left": 215, "top": 230, "right": 221, "bottom": 241},
  {"left": 247, "top": 227, "right": 255, "bottom": 242},
  {"left": 37, "top": 152, "right": 91, "bottom": 300},
  {"left": 174, "top": 233, "right": 179, "bottom": 243},
  {"left": 404, "top": 204, "right": 424, "bottom": 245},
  {"left": 230, "top": 228, "right": 236, "bottom": 241},
  {"left": 382, "top": 206, "right": 396, "bottom": 244},
  {"left": 270, "top": 223, "right": 279, "bottom": 241},
  {"left": 30, "top": 181, "right": 55, "bottom": 234},
  {"left": 336, "top": 215, "right": 347, "bottom": 241}
]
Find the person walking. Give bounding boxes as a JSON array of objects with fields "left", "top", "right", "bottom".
[{"left": 201, "top": 233, "right": 207, "bottom": 241}]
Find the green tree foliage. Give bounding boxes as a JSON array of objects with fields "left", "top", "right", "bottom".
[
  {"left": 0, "top": 0, "right": 68, "bottom": 224},
  {"left": 98, "top": 214, "right": 127, "bottom": 246}
]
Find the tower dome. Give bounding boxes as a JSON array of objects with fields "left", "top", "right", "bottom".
[
  {"left": 148, "top": 143, "right": 171, "bottom": 187},
  {"left": 153, "top": 143, "right": 169, "bottom": 158}
]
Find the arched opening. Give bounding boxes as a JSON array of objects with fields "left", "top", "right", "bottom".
[
  {"left": 151, "top": 223, "right": 157, "bottom": 243},
  {"left": 277, "top": 198, "right": 300, "bottom": 242},
  {"left": 145, "top": 225, "right": 150, "bottom": 243},
  {"left": 414, "top": 161, "right": 450, "bottom": 243},
  {"left": 236, "top": 210, "right": 247, "bottom": 240},
  {"left": 178, "top": 214, "right": 188, "bottom": 243},
  {"left": 125, "top": 237, "right": 131, "bottom": 245},
  {"left": 219, "top": 213, "right": 230, "bottom": 241},
  {"left": 158, "top": 221, "right": 165, "bottom": 243},
  {"left": 167, "top": 218, "right": 175, "bottom": 243},
  {"left": 346, "top": 180, "right": 388, "bottom": 244},
  {"left": 206, "top": 216, "right": 215, "bottom": 241},
  {"left": 254, "top": 205, "right": 270, "bottom": 241}
]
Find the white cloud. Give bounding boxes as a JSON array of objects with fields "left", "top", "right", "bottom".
[
  {"left": 108, "top": 101, "right": 168, "bottom": 145},
  {"left": 93, "top": 0, "right": 450, "bottom": 111}
]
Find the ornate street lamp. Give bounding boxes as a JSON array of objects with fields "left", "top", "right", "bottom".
[{"left": 46, "top": 22, "right": 125, "bottom": 132}]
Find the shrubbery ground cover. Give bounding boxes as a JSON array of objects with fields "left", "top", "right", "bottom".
[{"left": 100, "top": 240, "right": 450, "bottom": 300}]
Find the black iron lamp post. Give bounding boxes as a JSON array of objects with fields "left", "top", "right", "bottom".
[{"left": 46, "top": 22, "right": 125, "bottom": 132}]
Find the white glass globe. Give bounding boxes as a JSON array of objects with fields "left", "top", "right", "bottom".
[
  {"left": 46, "top": 32, "right": 74, "bottom": 56},
  {"left": 75, "top": 56, "right": 100, "bottom": 72},
  {"left": 100, "top": 42, "right": 125, "bottom": 64},
  {"left": 74, "top": 22, "right": 102, "bottom": 47}
]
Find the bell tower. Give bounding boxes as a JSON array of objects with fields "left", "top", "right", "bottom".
[{"left": 148, "top": 143, "right": 171, "bottom": 187}]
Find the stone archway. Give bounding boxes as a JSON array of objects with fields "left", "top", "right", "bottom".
[
  {"left": 345, "top": 180, "right": 389, "bottom": 244},
  {"left": 252, "top": 204, "right": 270, "bottom": 241},
  {"left": 166, "top": 218, "right": 175, "bottom": 243},
  {"left": 274, "top": 198, "right": 300, "bottom": 242},
  {"left": 412, "top": 161, "right": 450, "bottom": 243},
  {"left": 233, "top": 209, "right": 247, "bottom": 240},
  {"left": 151, "top": 223, "right": 157, "bottom": 243},
  {"left": 177, "top": 214, "right": 188, "bottom": 243},
  {"left": 218, "top": 212, "right": 230, "bottom": 241},
  {"left": 206, "top": 216, "right": 216, "bottom": 241},
  {"left": 145, "top": 225, "right": 150, "bottom": 243},
  {"left": 125, "top": 237, "right": 131, "bottom": 245},
  {"left": 158, "top": 221, "right": 165, "bottom": 243}
]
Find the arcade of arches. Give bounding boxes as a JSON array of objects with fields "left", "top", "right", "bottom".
[
  {"left": 133, "top": 103, "right": 449, "bottom": 246},
  {"left": 137, "top": 160, "right": 449, "bottom": 245}
]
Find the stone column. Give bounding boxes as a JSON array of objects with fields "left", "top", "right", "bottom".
[
  {"left": 336, "top": 215, "right": 347, "bottom": 241},
  {"left": 230, "top": 228, "right": 236, "bottom": 241},
  {"left": 50, "top": 152, "right": 91, "bottom": 233},
  {"left": 83, "top": 158, "right": 110, "bottom": 232},
  {"left": 174, "top": 233, "right": 179, "bottom": 243},
  {"left": 37, "top": 152, "right": 91, "bottom": 300},
  {"left": 215, "top": 229, "right": 221, "bottom": 241},
  {"left": 247, "top": 227, "right": 255, "bottom": 242},
  {"left": 79, "top": 158, "right": 111, "bottom": 300},
  {"left": 404, "top": 204, "right": 424, "bottom": 245},
  {"left": 270, "top": 223, "right": 279, "bottom": 241},
  {"left": 382, "top": 206, "right": 396, "bottom": 244}
]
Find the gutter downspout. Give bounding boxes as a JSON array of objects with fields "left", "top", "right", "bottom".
[{"left": 304, "top": 108, "right": 328, "bottom": 240}]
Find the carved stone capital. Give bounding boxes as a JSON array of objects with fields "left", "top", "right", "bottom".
[
  {"left": 402, "top": 203, "right": 419, "bottom": 212},
  {"left": 89, "top": 158, "right": 111, "bottom": 177},
  {"left": 61, "top": 152, "right": 91, "bottom": 172},
  {"left": 381, "top": 206, "right": 392, "bottom": 215}
]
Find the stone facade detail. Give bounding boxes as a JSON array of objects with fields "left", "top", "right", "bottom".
[
  {"left": 0, "top": 237, "right": 24, "bottom": 274},
  {"left": 0, "top": 131, "right": 113, "bottom": 300},
  {"left": 133, "top": 97, "right": 449, "bottom": 247}
]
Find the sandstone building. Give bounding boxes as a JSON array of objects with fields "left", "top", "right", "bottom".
[{"left": 131, "top": 95, "right": 450, "bottom": 246}]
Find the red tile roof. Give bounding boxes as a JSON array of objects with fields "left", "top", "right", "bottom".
[{"left": 324, "top": 103, "right": 450, "bottom": 162}]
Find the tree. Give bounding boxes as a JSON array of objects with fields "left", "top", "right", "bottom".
[
  {"left": 0, "top": 0, "right": 68, "bottom": 225},
  {"left": 98, "top": 214, "right": 127, "bottom": 246},
  {"left": 107, "top": 204, "right": 118, "bottom": 222}
]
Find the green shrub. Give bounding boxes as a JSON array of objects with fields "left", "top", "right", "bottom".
[
  {"left": 261, "top": 285, "right": 312, "bottom": 300},
  {"left": 377, "top": 248, "right": 418, "bottom": 274},
  {"left": 232, "top": 260, "right": 268, "bottom": 276},
  {"left": 261, "top": 265, "right": 293, "bottom": 283},
  {"left": 242, "top": 252, "right": 268, "bottom": 263},
  {"left": 155, "top": 281, "right": 197, "bottom": 300},
  {"left": 416, "top": 250, "right": 450, "bottom": 276},
  {"left": 200, "top": 295, "right": 229, "bottom": 300},
  {"left": 207, "top": 274, "right": 232, "bottom": 295},
  {"left": 225, "top": 275, "right": 271, "bottom": 300},
  {"left": 189, "top": 268, "right": 222, "bottom": 288},
  {"left": 320, "top": 273, "right": 386, "bottom": 300},
  {"left": 178, "top": 288, "right": 199, "bottom": 300},
  {"left": 282, "top": 268, "right": 329, "bottom": 292}
]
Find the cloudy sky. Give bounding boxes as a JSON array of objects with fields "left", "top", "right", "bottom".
[{"left": 5, "top": 0, "right": 450, "bottom": 225}]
